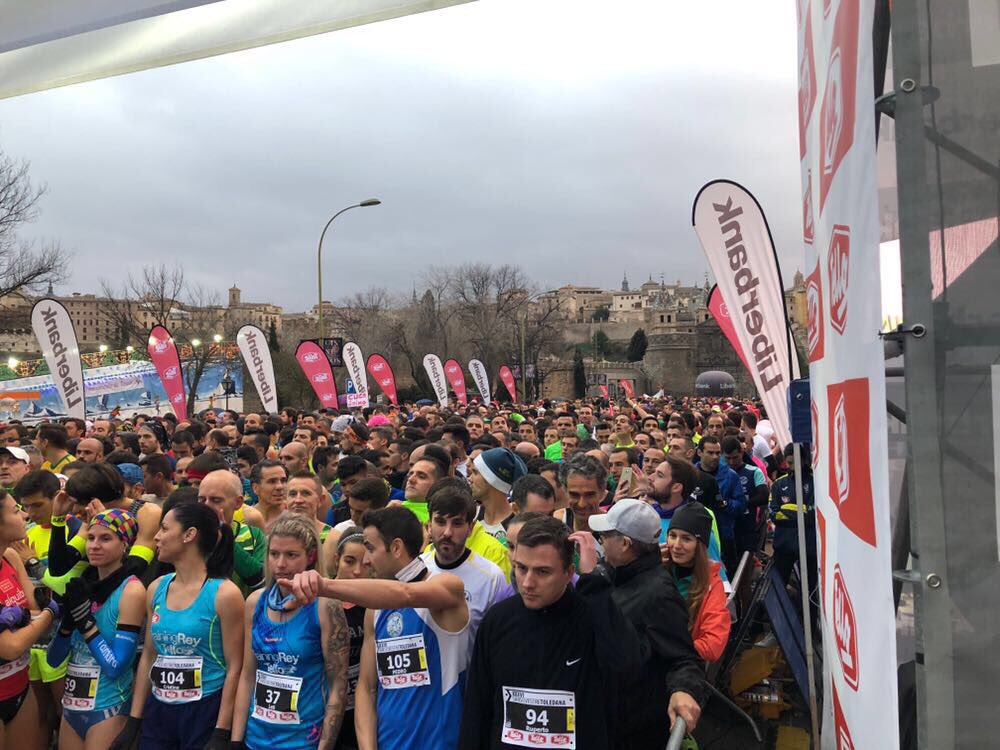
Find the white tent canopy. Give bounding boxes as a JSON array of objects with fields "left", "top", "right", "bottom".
[{"left": 0, "top": 0, "right": 471, "bottom": 100}]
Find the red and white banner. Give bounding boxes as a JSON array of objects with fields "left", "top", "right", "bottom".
[
  {"left": 295, "top": 340, "right": 339, "bottom": 409},
  {"left": 423, "top": 354, "right": 448, "bottom": 407},
  {"left": 366, "top": 354, "right": 398, "bottom": 406},
  {"left": 236, "top": 325, "right": 278, "bottom": 415},
  {"left": 618, "top": 378, "right": 635, "bottom": 400},
  {"left": 707, "top": 285, "right": 751, "bottom": 373},
  {"left": 599, "top": 385, "right": 609, "bottom": 399},
  {"left": 498, "top": 365, "right": 517, "bottom": 403},
  {"left": 693, "top": 180, "right": 798, "bottom": 449},
  {"left": 444, "top": 359, "right": 468, "bottom": 406},
  {"left": 146, "top": 325, "right": 186, "bottom": 420},
  {"left": 797, "top": 0, "right": 898, "bottom": 746},
  {"left": 468, "top": 359, "right": 491, "bottom": 406},
  {"left": 30, "top": 299, "right": 85, "bottom": 419},
  {"left": 343, "top": 342, "right": 369, "bottom": 405}
]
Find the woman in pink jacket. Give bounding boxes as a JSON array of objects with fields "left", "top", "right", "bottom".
[{"left": 664, "top": 502, "right": 731, "bottom": 662}]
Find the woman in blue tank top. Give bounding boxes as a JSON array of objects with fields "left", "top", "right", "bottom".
[
  {"left": 109, "top": 502, "right": 245, "bottom": 750},
  {"left": 231, "top": 513, "right": 350, "bottom": 750},
  {"left": 46, "top": 509, "right": 146, "bottom": 750}
]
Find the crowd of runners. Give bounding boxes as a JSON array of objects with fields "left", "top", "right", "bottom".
[{"left": 0, "top": 395, "right": 814, "bottom": 749}]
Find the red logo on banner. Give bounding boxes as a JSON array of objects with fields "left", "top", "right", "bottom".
[
  {"left": 798, "top": 5, "right": 816, "bottom": 158},
  {"left": 147, "top": 325, "right": 186, "bottom": 421},
  {"left": 619, "top": 379, "right": 635, "bottom": 399},
  {"left": 832, "top": 680, "right": 856, "bottom": 750},
  {"left": 803, "top": 172, "right": 815, "bottom": 244},
  {"left": 828, "top": 225, "right": 850, "bottom": 335},
  {"left": 708, "top": 286, "right": 750, "bottom": 373},
  {"left": 296, "top": 341, "right": 338, "bottom": 408},
  {"left": 498, "top": 365, "right": 517, "bottom": 402},
  {"left": 806, "top": 261, "right": 825, "bottom": 361},
  {"left": 444, "top": 359, "right": 468, "bottom": 406},
  {"left": 819, "top": 0, "right": 859, "bottom": 210},
  {"left": 833, "top": 565, "right": 859, "bottom": 690},
  {"left": 827, "top": 378, "right": 876, "bottom": 547},
  {"left": 366, "top": 354, "right": 398, "bottom": 406}
]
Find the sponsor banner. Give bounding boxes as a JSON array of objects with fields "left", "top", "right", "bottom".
[
  {"left": 322, "top": 337, "right": 344, "bottom": 368},
  {"left": 366, "top": 354, "right": 398, "bottom": 406},
  {"left": 422, "top": 354, "right": 448, "bottom": 407},
  {"left": 146, "top": 325, "right": 186, "bottom": 420},
  {"left": 618, "top": 378, "right": 635, "bottom": 400},
  {"left": 84, "top": 374, "right": 145, "bottom": 396},
  {"left": 295, "top": 340, "right": 338, "bottom": 409},
  {"left": 692, "top": 179, "right": 797, "bottom": 449},
  {"left": 343, "top": 342, "right": 369, "bottom": 405},
  {"left": 708, "top": 285, "right": 751, "bottom": 373},
  {"left": 29, "top": 299, "right": 85, "bottom": 419},
  {"left": 498, "top": 365, "right": 517, "bottom": 402},
  {"left": 599, "top": 385, "right": 609, "bottom": 399},
  {"left": 468, "top": 359, "right": 491, "bottom": 406},
  {"left": 236, "top": 325, "right": 278, "bottom": 414},
  {"left": 797, "top": 0, "right": 898, "bottom": 746},
  {"left": 444, "top": 359, "right": 468, "bottom": 406}
]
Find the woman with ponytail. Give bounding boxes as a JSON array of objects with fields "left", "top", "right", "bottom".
[
  {"left": 110, "top": 503, "right": 244, "bottom": 750},
  {"left": 664, "top": 502, "right": 731, "bottom": 662},
  {"left": 47, "top": 509, "right": 145, "bottom": 749},
  {"left": 231, "top": 512, "right": 349, "bottom": 750}
]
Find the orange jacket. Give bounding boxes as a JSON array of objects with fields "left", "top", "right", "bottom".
[{"left": 691, "top": 562, "right": 731, "bottom": 662}]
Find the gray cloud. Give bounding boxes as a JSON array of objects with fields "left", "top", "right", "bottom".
[{"left": 0, "top": 0, "right": 803, "bottom": 310}]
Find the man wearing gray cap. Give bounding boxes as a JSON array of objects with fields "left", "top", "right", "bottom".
[{"left": 586, "top": 499, "right": 704, "bottom": 748}]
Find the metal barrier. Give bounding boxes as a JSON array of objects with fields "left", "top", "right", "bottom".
[{"left": 665, "top": 717, "right": 687, "bottom": 750}]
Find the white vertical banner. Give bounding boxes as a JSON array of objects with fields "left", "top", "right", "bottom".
[
  {"left": 468, "top": 358, "right": 491, "bottom": 406},
  {"left": 343, "top": 342, "right": 369, "bottom": 403},
  {"left": 30, "top": 299, "right": 85, "bottom": 419},
  {"left": 236, "top": 324, "right": 278, "bottom": 415},
  {"left": 797, "top": 0, "right": 898, "bottom": 747},
  {"left": 422, "top": 354, "right": 448, "bottom": 407},
  {"left": 692, "top": 180, "right": 798, "bottom": 449}
]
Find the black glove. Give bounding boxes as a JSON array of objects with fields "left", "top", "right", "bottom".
[
  {"left": 109, "top": 716, "right": 141, "bottom": 750},
  {"left": 33, "top": 585, "right": 52, "bottom": 610},
  {"left": 64, "top": 577, "right": 96, "bottom": 635},
  {"left": 203, "top": 727, "right": 231, "bottom": 750},
  {"left": 230, "top": 741, "right": 248, "bottom": 750}
]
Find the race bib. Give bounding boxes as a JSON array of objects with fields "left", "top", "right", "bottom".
[
  {"left": 375, "top": 634, "right": 430, "bottom": 689},
  {"left": 501, "top": 687, "right": 576, "bottom": 748},
  {"left": 151, "top": 655, "right": 203, "bottom": 703},
  {"left": 252, "top": 670, "right": 302, "bottom": 725},
  {"left": 0, "top": 653, "right": 28, "bottom": 681},
  {"left": 346, "top": 662, "right": 360, "bottom": 710},
  {"left": 63, "top": 664, "right": 100, "bottom": 711}
]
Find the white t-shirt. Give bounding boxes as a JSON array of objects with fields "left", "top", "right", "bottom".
[{"left": 751, "top": 433, "right": 772, "bottom": 460}]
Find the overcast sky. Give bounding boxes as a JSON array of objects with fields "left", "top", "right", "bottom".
[{"left": 0, "top": 0, "right": 801, "bottom": 312}]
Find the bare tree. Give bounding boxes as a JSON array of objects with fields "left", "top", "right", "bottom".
[
  {"left": 449, "top": 263, "right": 532, "bottom": 373},
  {"left": 0, "top": 149, "right": 69, "bottom": 298},
  {"left": 100, "top": 264, "right": 224, "bottom": 416}
]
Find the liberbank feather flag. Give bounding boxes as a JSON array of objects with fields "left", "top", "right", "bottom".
[
  {"left": 30, "top": 299, "right": 85, "bottom": 419},
  {"left": 295, "top": 341, "right": 338, "bottom": 409},
  {"left": 468, "top": 359, "right": 491, "bottom": 405},
  {"left": 498, "top": 365, "right": 517, "bottom": 402},
  {"left": 146, "top": 325, "right": 187, "bottom": 420},
  {"left": 343, "top": 343, "right": 369, "bottom": 404},
  {"left": 444, "top": 359, "right": 468, "bottom": 406},
  {"left": 236, "top": 325, "right": 277, "bottom": 415},
  {"left": 693, "top": 180, "right": 795, "bottom": 449},
  {"left": 366, "top": 354, "right": 398, "bottom": 406},
  {"left": 797, "top": 0, "right": 898, "bottom": 746},
  {"left": 423, "top": 354, "right": 448, "bottom": 407}
]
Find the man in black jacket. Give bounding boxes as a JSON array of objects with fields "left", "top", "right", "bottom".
[
  {"left": 459, "top": 515, "right": 642, "bottom": 749},
  {"left": 587, "top": 498, "right": 704, "bottom": 749}
]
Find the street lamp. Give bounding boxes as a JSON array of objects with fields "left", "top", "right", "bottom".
[
  {"left": 191, "top": 338, "right": 201, "bottom": 348},
  {"left": 6, "top": 358, "right": 17, "bottom": 370},
  {"left": 126, "top": 346, "right": 134, "bottom": 354},
  {"left": 213, "top": 334, "right": 223, "bottom": 344},
  {"left": 317, "top": 198, "right": 381, "bottom": 340},
  {"left": 99, "top": 344, "right": 108, "bottom": 353}
]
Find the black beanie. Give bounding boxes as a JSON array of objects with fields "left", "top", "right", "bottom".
[{"left": 670, "top": 502, "right": 713, "bottom": 547}]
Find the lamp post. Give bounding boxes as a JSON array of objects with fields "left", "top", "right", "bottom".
[{"left": 317, "top": 199, "right": 381, "bottom": 341}]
